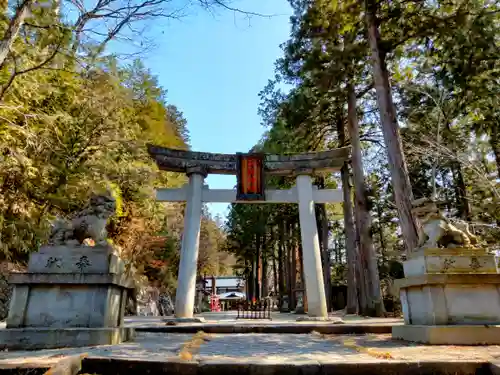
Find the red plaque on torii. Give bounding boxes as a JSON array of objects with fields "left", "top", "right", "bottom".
[{"left": 236, "top": 153, "right": 265, "bottom": 201}]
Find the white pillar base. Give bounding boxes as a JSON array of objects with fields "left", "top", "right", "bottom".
[
  {"left": 296, "top": 174, "right": 328, "bottom": 318},
  {"left": 174, "top": 171, "right": 205, "bottom": 318}
]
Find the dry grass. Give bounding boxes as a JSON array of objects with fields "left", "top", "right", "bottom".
[
  {"left": 311, "top": 331, "right": 394, "bottom": 360},
  {"left": 341, "top": 337, "right": 394, "bottom": 359},
  {"left": 178, "top": 331, "right": 211, "bottom": 361}
]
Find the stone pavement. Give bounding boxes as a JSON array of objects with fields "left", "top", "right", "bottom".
[
  {"left": 0, "top": 311, "right": 403, "bottom": 330},
  {"left": 5, "top": 312, "right": 496, "bottom": 373},
  {"left": 2, "top": 332, "right": 500, "bottom": 368},
  {"left": 124, "top": 312, "right": 403, "bottom": 327}
]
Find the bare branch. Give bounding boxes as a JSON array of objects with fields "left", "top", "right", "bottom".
[
  {"left": 197, "top": 0, "right": 277, "bottom": 18},
  {"left": 0, "top": 0, "right": 36, "bottom": 70},
  {"left": 0, "top": 42, "right": 63, "bottom": 101}
]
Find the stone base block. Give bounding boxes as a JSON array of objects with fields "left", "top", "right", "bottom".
[
  {"left": 295, "top": 316, "right": 344, "bottom": 324},
  {"left": 397, "top": 273, "right": 500, "bottom": 325},
  {"left": 392, "top": 324, "right": 500, "bottom": 345},
  {"left": 403, "top": 248, "right": 497, "bottom": 276},
  {"left": 0, "top": 327, "right": 135, "bottom": 350},
  {"left": 163, "top": 317, "right": 205, "bottom": 324},
  {"left": 7, "top": 274, "right": 133, "bottom": 329},
  {"left": 28, "top": 244, "right": 126, "bottom": 274}
]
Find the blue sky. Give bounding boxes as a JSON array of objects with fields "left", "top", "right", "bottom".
[{"left": 144, "top": 0, "right": 293, "bottom": 219}]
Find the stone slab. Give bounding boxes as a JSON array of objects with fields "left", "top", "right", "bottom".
[
  {"left": 9, "top": 272, "right": 135, "bottom": 289},
  {"left": 28, "top": 245, "right": 125, "bottom": 274},
  {"left": 3, "top": 332, "right": 500, "bottom": 373},
  {"left": 410, "top": 248, "right": 490, "bottom": 257},
  {"left": 7, "top": 284, "right": 125, "bottom": 329},
  {"left": 392, "top": 324, "right": 500, "bottom": 345},
  {"left": 0, "top": 327, "right": 135, "bottom": 350},
  {"left": 164, "top": 317, "right": 206, "bottom": 324},
  {"left": 395, "top": 273, "right": 500, "bottom": 289},
  {"left": 295, "top": 316, "right": 344, "bottom": 324},
  {"left": 43, "top": 358, "right": 495, "bottom": 375},
  {"left": 398, "top": 274, "right": 500, "bottom": 325},
  {"left": 136, "top": 324, "right": 394, "bottom": 334},
  {"left": 403, "top": 253, "right": 498, "bottom": 277}
]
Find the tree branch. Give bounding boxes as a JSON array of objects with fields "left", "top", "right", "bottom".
[{"left": 0, "top": 42, "right": 63, "bottom": 101}]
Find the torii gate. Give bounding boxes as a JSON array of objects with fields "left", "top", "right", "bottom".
[{"left": 148, "top": 145, "right": 351, "bottom": 319}]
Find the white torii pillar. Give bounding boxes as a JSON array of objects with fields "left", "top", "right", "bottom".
[
  {"left": 174, "top": 167, "right": 206, "bottom": 319},
  {"left": 296, "top": 174, "right": 328, "bottom": 318},
  {"left": 159, "top": 176, "right": 341, "bottom": 319}
]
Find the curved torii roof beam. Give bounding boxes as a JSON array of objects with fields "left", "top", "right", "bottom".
[{"left": 147, "top": 144, "right": 351, "bottom": 176}]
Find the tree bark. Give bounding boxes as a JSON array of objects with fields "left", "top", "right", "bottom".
[
  {"left": 272, "top": 248, "right": 278, "bottom": 295},
  {"left": 262, "top": 242, "right": 268, "bottom": 298},
  {"left": 451, "top": 162, "right": 471, "bottom": 220},
  {"left": 286, "top": 220, "right": 295, "bottom": 310},
  {"left": 376, "top": 201, "right": 387, "bottom": 264},
  {"left": 0, "top": 0, "right": 34, "bottom": 70},
  {"left": 341, "top": 164, "right": 361, "bottom": 314},
  {"left": 347, "top": 83, "right": 385, "bottom": 316},
  {"left": 255, "top": 234, "right": 261, "bottom": 300},
  {"left": 491, "top": 125, "right": 500, "bottom": 180},
  {"left": 290, "top": 221, "right": 297, "bottom": 310},
  {"left": 443, "top": 122, "right": 471, "bottom": 221},
  {"left": 364, "top": 0, "right": 420, "bottom": 253},
  {"left": 248, "top": 260, "right": 255, "bottom": 301},
  {"left": 278, "top": 220, "right": 286, "bottom": 308},
  {"left": 317, "top": 202, "right": 332, "bottom": 312},
  {"left": 299, "top": 240, "right": 308, "bottom": 313},
  {"left": 337, "top": 116, "right": 360, "bottom": 314}
]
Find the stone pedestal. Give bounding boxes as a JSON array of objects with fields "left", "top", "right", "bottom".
[
  {"left": 392, "top": 248, "right": 500, "bottom": 344},
  {"left": 0, "top": 244, "right": 135, "bottom": 350}
]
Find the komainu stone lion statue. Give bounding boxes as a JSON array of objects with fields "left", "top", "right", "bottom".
[
  {"left": 48, "top": 193, "right": 116, "bottom": 246},
  {"left": 412, "top": 197, "right": 480, "bottom": 249}
]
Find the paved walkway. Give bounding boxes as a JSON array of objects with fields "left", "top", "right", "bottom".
[
  {"left": 0, "top": 313, "right": 441, "bottom": 369},
  {"left": 124, "top": 312, "right": 403, "bottom": 327},
  {"left": 1, "top": 332, "right": 500, "bottom": 368}
]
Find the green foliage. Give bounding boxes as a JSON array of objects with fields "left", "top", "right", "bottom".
[
  {"left": 225, "top": 0, "right": 500, "bottom": 311},
  {"left": 0, "top": 3, "right": 228, "bottom": 289}
]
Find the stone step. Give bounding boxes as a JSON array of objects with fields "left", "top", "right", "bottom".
[
  {"left": 135, "top": 323, "right": 396, "bottom": 334},
  {"left": 1, "top": 357, "right": 490, "bottom": 375},
  {"left": 68, "top": 357, "right": 497, "bottom": 375}
]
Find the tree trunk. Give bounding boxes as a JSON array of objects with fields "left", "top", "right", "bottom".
[
  {"left": 248, "top": 260, "right": 255, "bottom": 301},
  {"left": 364, "top": 0, "right": 420, "bottom": 253},
  {"left": 451, "top": 162, "right": 471, "bottom": 220},
  {"left": 272, "top": 238, "right": 278, "bottom": 297},
  {"left": 341, "top": 164, "right": 361, "bottom": 314},
  {"left": 347, "top": 83, "right": 385, "bottom": 316},
  {"left": 376, "top": 202, "right": 387, "bottom": 264},
  {"left": 255, "top": 234, "right": 261, "bottom": 300},
  {"left": 317, "top": 203, "right": 332, "bottom": 312},
  {"left": 491, "top": 125, "right": 500, "bottom": 180},
  {"left": 290, "top": 222, "right": 297, "bottom": 310},
  {"left": 278, "top": 220, "right": 286, "bottom": 308},
  {"left": 0, "top": 0, "right": 34, "bottom": 70},
  {"left": 443, "top": 122, "right": 471, "bottom": 221},
  {"left": 297, "top": 238, "right": 306, "bottom": 313},
  {"left": 262, "top": 245, "right": 268, "bottom": 298},
  {"left": 286, "top": 221, "right": 295, "bottom": 310},
  {"left": 336, "top": 116, "right": 360, "bottom": 314}
]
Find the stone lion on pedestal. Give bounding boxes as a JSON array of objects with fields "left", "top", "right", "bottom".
[
  {"left": 412, "top": 197, "right": 480, "bottom": 249},
  {"left": 48, "top": 193, "right": 116, "bottom": 246}
]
